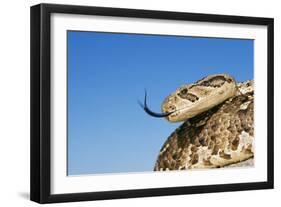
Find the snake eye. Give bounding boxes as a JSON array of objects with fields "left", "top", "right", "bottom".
[
  {"left": 226, "top": 78, "right": 233, "bottom": 83},
  {"left": 180, "top": 88, "right": 188, "bottom": 95}
]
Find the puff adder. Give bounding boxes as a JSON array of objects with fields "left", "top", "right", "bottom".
[{"left": 140, "top": 74, "right": 254, "bottom": 170}]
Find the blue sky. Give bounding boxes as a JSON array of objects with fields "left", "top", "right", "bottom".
[{"left": 67, "top": 31, "right": 253, "bottom": 175}]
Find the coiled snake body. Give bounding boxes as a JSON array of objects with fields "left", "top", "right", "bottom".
[{"left": 140, "top": 74, "right": 254, "bottom": 170}]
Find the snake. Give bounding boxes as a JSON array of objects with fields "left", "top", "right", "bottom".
[{"left": 139, "top": 74, "right": 254, "bottom": 171}]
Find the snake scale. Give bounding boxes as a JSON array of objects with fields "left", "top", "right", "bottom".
[{"left": 140, "top": 74, "right": 254, "bottom": 171}]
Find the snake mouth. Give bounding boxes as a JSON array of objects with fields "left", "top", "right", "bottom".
[{"left": 138, "top": 90, "right": 175, "bottom": 118}]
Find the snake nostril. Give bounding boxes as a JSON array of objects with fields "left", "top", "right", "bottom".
[{"left": 168, "top": 105, "right": 176, "bottom": 111}]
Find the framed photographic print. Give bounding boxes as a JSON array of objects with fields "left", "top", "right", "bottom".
[{"left": 30, "top": 3, "right": 274, "bottom": 203}]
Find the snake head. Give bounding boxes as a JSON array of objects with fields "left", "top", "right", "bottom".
[{"left": 161, "top": 74, "right": 237, "bottom": 122}]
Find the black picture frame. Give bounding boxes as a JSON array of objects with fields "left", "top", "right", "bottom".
[{"left": 30, "top": 3, "right": 274, "bottom": 204}]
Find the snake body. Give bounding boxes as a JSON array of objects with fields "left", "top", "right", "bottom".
[{"left": 140, "top": 74, "right": 254, "bottom": 170}]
